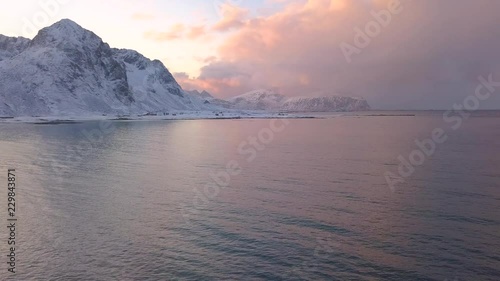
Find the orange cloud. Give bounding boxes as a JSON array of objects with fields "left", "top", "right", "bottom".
[
  {"left": 178, "top": 0, "right": 500, "bottom": 109},
  {"left": 145, "top": 24, "right": 208, "bottom": 41},
  {"left": 187, "top": 25, "right": 206, "bottom": 40},
  {"left": 176, "top": 75, "right": 243, "bottom": 95},
  {"left": 131, "top": 12, "right": 155, "bottom": 21},
  {"left": 213, "top": 3, "right": 248, "bottom": 32},
  {"left": 145, "top": 24, "right": 185, "bottom": 41}
]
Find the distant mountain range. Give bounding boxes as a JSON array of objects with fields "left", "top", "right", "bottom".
[
  {"left": 0, "top": 19, "right": 370, "bottom": 117},
  {"left": 197, "top": 89, "right": 370, "bottom": 112}
]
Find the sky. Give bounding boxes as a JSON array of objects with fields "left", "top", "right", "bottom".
[{"left": 1, "top": 0, "right": 500, "bottom": 109}]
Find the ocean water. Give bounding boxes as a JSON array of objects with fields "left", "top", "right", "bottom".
[{"left": 0, "top": 112, "right": 499, "bottom": 280}]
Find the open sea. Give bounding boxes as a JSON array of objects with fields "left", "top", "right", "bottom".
[{"left": 0, "top": 111, "right": 499, "bottom": 280}]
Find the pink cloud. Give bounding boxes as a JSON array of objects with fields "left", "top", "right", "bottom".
[
  {"left": 131, "top": 12, "right": 155, "bottom": 21},
  {"left": 213, "top": 3, "right": 248, "bottom": 32},
  {"left": 180, "top": 0, "right": 500, "bottom": 108},
  {"left": 145, "top": 24, "right": 185, "bottom": 41},
  {"left": 145, "top": 24, "right": 208, "bottom": 41}
]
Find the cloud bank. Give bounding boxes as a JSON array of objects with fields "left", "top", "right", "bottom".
[{"left": 178, "top": 0, "right": 500, "bottom": 109}]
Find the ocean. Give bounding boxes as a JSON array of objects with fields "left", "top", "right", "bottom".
[{"left": 0, "top": 111, "right": 499, "bottom": 280}]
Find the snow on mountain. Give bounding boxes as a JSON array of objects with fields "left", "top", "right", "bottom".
[
  {"left": 0, "top": 19, "right": 370, "bottom": 118},
  {"left": 228, "top": 89, "right": 286, "bottom": 110},
  {"left": 0, "top": 35, "right": 30, "bottom": 62},
  {"left": 187, "top": 90, "right": 214, "bottom": 100},
  {"left": 199, "top": 90, "right": 214, "bottom": 100},
  {"left": 185, "top": 90, "right": 235, "bottom": 109},
  {"left": 227, "top": 90, "right": 370, "bottom": 112},
  {"left": 112, "top": 49, "right": 212, "bottom": 112},
  {"left": 282, "top": 96, "right": 370, "bottom": 112},
  {"left": 0, "top": 19, "right": 216, "bottom": 117}
]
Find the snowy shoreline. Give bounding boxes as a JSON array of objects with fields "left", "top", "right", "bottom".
[{"left": 0, "top": 111, "right": 323, "bottom": 124}]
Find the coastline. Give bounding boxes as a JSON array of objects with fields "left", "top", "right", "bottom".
[
  {"left": 0, "top": 111, "right": 323, "bottom": 124},
  {"left": 4, "top": 110, "right": 495, "bottom": 124}
]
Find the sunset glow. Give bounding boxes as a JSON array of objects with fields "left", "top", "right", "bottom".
[{"left": 1, "top": 0, "right": 499, "bottom": 109}]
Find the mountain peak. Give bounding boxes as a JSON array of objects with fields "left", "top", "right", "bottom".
[
  {"left": 50, "top": 19, "right": 83, "bottom": 31},
  {"left": 31, "top": 19, "right": 101, "bottom": 48},
  {"left": 200, "top": 90, "right": 213, "bottom": 98}
]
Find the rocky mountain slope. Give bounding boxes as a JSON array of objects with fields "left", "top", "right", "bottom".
[
  {"left": 0, "top": 19, "right": 213, "bottom": 117},
  {"left": 0, "top": 35, "right": 30, "bottom": 62}
]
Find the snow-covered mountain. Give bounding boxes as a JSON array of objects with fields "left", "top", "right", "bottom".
[
  {"left": 0, "top": 35, "right": 30, "bottom": 62},
  {"left": 185, "top": 89, "right": 235, "bottom": 109},
  {"left": 228, "top": 89, "right": 286, "bottom": 110},
  {"left": 226, "top": 89, "right": 370, "bottom": 112},
  {"left": 187, "top": 90, "right": 214, "bottom": 100},
  {"left": 0, "top": 19, "right": 370, "bottom": 117},
  {"left": 0, "top": 19, "right": 215, "bottom": 117},
  {"left": 281, "top": 96, "right": 370, "bottom": 112}
]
